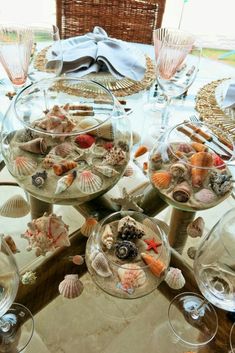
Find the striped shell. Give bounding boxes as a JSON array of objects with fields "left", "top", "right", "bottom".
[
  {"left": 151, "top": 171, "right": 171, "bottom": 189},
  {"left": 101, "top": 224, "right": 114, "bottom": 249},
  {"left": 80, "top": 217, "right": 98, "bottom": 237},
  {"left": 164, "top": 267, "right": 185, "bottom": 289},
  {"left": 134, "top": 145, "right": 148, "bottom": 158},
  {"left": 58, "top": 274, "right": 84, "bottom": 299},
  {"left": 0, "top": 195, "right": 30, "bottom": 218},
  {"left": 77, "top": 170, "right": 103, "bottom": 194},
  {"left": 91, "top": 252, "right": 112, "bottom": 277},
  {"left": 19, "top": 137, "right": 47, "bottom": 154},
  {"left": 94, "top": 165, "right": 119, "bottom": 178},
  {"left": 12, "top": 156, "right": 37, "bottom": 176},
  {"left": 117, "top": 264, "right": 146, "bottom": 292}
]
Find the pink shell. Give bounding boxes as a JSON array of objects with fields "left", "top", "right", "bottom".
[
  {"left": 117, "top": 264, "right": 146, "bottom": 292},
  {"left": 77, "top": 171, "right": 102, "bottom": 194},
  {"left": 58, "top": 274, "right": 84, "bottom": 299},
  {"left": 194, "top": 188, "right": 216, "bottom": 203},
  {"left": 12, "top": 156, "right": 37, "bottom": 176},
  {"left": 80, "top": 217, "right": 98, "bottom": 237}
]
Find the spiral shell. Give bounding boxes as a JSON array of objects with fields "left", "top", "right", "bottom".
[
  {"left": 53, "top": 160, "right": 77, "bottom": 176},
  {"left": 59, "top": 274, "right": 84, "bottom": 299},
  {"left": 187, "top": 217, "right": 205, "bottom": 238},
  {"left": 77, "top": 170, "right": 103, "bottom": 194},
  {"left": 0, "top": 195, "right": 30, "bottom": 218},
  {"left": 80, "top": 217, "right": 98, "bottom": 237},
  {"left": 151, "top": 171, "right": 171, "bottom": 189},
  {"left": 115, "top": 240, "right": 138, "bottom": 260},
  {"left": 32, "top": 171, "right": 48, "bottom": 188},
  {"left": 12, "top": 156, "right": 37, "bottom": 177},
  {"left": 164, "top": 267, "right": 185, "bottom": 289},
  {"left": 91, "top": 252, "right": 112, "bottom": 277},
  {"left": 172, "top": 181, "right": 191, "bottom": 203},
  {"left": 101, "top": 224, "right": 114, "bottom": 249},
  {"left": 19, "top": 137, "right": 47, "bottom": 154}
]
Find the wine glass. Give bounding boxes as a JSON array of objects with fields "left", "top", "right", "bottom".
[
  {"left": 0, "top": 23, "right": 33, "bottom": 92},
  {"left": 0, "top": 234, "right": 34, "bottom": 352},
  {"left": 168, "top": 207, "right": 235, "bottom": 346},
  {"left": 155, "top": 29, "right": 201, "bottom": 132},
  {"left": 230, "top": 322, "right": 235, "bottom": 353}
]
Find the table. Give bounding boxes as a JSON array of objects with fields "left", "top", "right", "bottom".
[{"left": 0, "top": 43, "right": 235, "bottom": 353}]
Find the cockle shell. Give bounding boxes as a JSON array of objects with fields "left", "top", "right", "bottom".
[
  {"left": 170, "top": 163, "right": 188, "bottom": 178},
  {"left": 191, "top": 142, "right": 208, "bottom": 152},
  {"left": 134, "top": 145, "right": 148, "bottom": 158},
  {"left": 94, "top": 165, "right": 119, "bottom": 178},
  {"left": 32, "top": 171, "right": 48, "bottom": 188},
  {"left": 91, "top": 251, "right": 112, "bottom": 277},
  {"left": 194, "top": 188, "right": 216, "bottom": 204},
  {"left": 0, "top": 195, "right": 30, "bottom": 218},
  {"left": 151, "top": 171, "right": 171, "bottom": 189},
  {"left": 19, "top": 137, "right": 47, "bottom": 154},
  {"left": 123, "top": 165, "right": 134, "bottom": 177},
  {"left": 164, "top": 267, "right": 185, "bottom": 289},
  {"left": 101, "top": 224, "right": 114, "bottom": 249},
  {"left": 141, "top": 253, "right": 166, "bottom": 277},
  {"left": 103, "top": 147, "right": 126, "bottom": 166},
  {"left": 3, "top": 235, "right": 20, "bottom": 253},
  {"left": 77, "top": 170, "right": 103, "bottom": 194},
  {"left": 117, "top": 263, "right": 146, "bottom": 294},
  {"left": 59, "top": 274, "right": 84, "bottom": 299},
  {"left": 190, "top": 152, "right": 213, "bottom": 187},
  {"left": 12, "top": 156, "right": 37, "bottom": 177},
  {"left": 172, "top": 181, "right": 191, "bottom": 203},
  {"left": 80, "top": 217, "right": 98, "bottom": 237},
  {"left": 53, "top": 160, "right": 77, "bottom": 176},
  {"left": 187, "top": 217, "right": 205, "bottom": 238},
  {"left": 55, "top": 170, "right": 77, "bottom": 194}
]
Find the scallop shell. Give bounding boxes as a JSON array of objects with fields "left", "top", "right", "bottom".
[
  {"left": 164, "top": 267, "right": 185, "bottom": 289},
  {"left": 32, "top": 171, "right": 48, "bottom": 188},
  {"left": 191, "top": 142, "right": 208, "bottom": 152},
  {"left": 80, "top": 217, "right": 98, "bottom": 237},
  {"left": 12, "top": 156, "right": 37, "bottom": 176},
  {"left": 134, "top": 145, "right": 148, "bottom": 158},
  {"left": 59, "top": 274, "right": 84, "bottom": 299},
  {"left": 123, "top": 165, "right": 134, "bottom": 177},
  {"left": 170, "top": 163, "right": 188, "bottom": 178},
  {"left": 117, "top": 263, "right": 146, "bottom": 293},
  {"left": 53, "top": 160, "right": 77, "bottom": 176},
  {"left": 91, "top": 252, "right": 112, "bottom": 277},
  {"left": 77, "top": 170, "right": 103, "bottom": 194},
  {"left": 187, "top": 217, "right": 205, "bottom": 238},
  {"left": 94, "top": 165, "right": 119, "bottom": 178},
  {"left": 172, "top": 181, "right": 191, "bottom": 203},
  {"left": 187, "top": 246, "right": 197, "bottom": 260},
  {"left": 151, "top": 171, "right": 171, "bottom": 189},
  {"left": 19, "top": 137, "right": 47, "bottom": 154},
  {"left": 141, "top": 252, "right": 166, "bottom": 277},
  {"left": 49, "top": 142, "right": 75, "bottom": 158},
  {"left": 194, "top": 188, "right": 216, "bottom": 204},
  {"left": 101, "top": 224, "right": 114, "bottom": 249},
  {"left": 190, "top": 152, "right": 213, "bottom": 187},
  {"left": 0, "top": 195, "right": 30, "bottom": 218}
]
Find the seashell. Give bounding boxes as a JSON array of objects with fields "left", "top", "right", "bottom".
[
  {"left": 134, "top": 145, "right": 148, "bottom": 158},
  {"left": 91, "top": 252, "right": 112, "bottom": 277},
  {"left": 212, "top": 154, "right": 226, "bottom": 170},
  {"left": 80, "top": 217, "right": 98, "bottom": 237},
  {"left": 191, "top": 142, "right": 208, "bottom": 152},
  {"left": 53, "top": 160, "right": 77, "bottom": 176},
  {"left": 103, "top": 141, "right": 114, "bottom": 151},
  {"left": 101, "top": 224, "right": 114, "bottom": 249},
  {"left": 209, "top": 171, "right": 232, "bottom": 196},
  {"left": 94, "top": 165, "right": 119, "bottom": 178},
  {"left": 187, "top": 246, "right": 197, "bottom": 260},
  {"left": 59, "top": 274, "right": 84, "bottom": 299},
  {"left": 0, "top": 195, "right": 30, "bottom": 218},
  {"left": 150, "top": 152, "right": 162, "bottom": 169},
  {"left": 71, "top": 255, "right": 84, "bottom": 265},
  {"left": 21, "top": 271, "right": 37, "bottom": 285},
  {"left": 118, "top": 140, "right": 129, "bottom": 152},
  {"left": 42, "top": 154, "right": 59, "bottom": 169},
  {"left": 172, "top": 181, "right": 191, "bottom": 203},
  {"left": 141, "top": 252, "right": 166, "bottom": 277},
  {"left": 187, "top": 217, "right": 205, "bottom": 238},
  {"left": 164, "top": 267, "right": 185, "bottom": 289},
  {"left": 78, "top": 117, "right": 99, "bottom": 130},
  {"left": 77, "top": 170, "right": 103, "bottom": 194},
  {"left": 3, "top": 235, "right": 20, "bottom": 254},
  {"left": 170, "top": 163, "right": 188, "bottom": 178},
  {"left": 103, "top": 147, "right": 126, "bottom": 166},
  {"left": 115, "top": 240, "right": 138, "bottom": 260},
  {"left": 49, "top": 142, "right": 75, "bottom": 158},
  {"left": 32, "top": 170, "right": 48, "bottom": 188},
  {"left": 117, "top": 263, "right": 146, "bottom": 293},
  {"left": 178, "top": 143, "right": 194, "bottom": 153},
  {"left": 194, "top": 188, "right": 216, "bottom": 204},
  {"left": 123, "top": 165, "right": 134, "bottom": 177},
  {"left": 143, "top": 161, "right": 148, "bottom": 174},
  {"left": 12, "top": 156, "right": 37, "bottom": 177},
  {"left": 151, "top": 171, "right": 171, "bottom": 189},
  {"left": 55, "top": 171, "right": 77, "bottom": 194},
  {"left": 75, "top": 134, "right": 95, "bottom": 148},
  {"left": 118, "top": 216, "right": 145, "bottom": 240},
  {"left": 90, "top": 121, "right": 114, "bottom": 140},
  {"left": 19, "top": 137, "right": 47, "bottom": 154},
  {"left": 190, "top": 152, "right": 213, "bottom": 187}
]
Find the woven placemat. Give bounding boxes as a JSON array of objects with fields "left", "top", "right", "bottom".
[
  {"left": 195, "top": 78, "right": 235, "bottom": 139},
  {"left": 34, "top": 48, "right": 155, "bottom": 97}
]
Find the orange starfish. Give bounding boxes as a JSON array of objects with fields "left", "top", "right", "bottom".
[{"left": 144, "top": 238, "right": 162, "bottom": 254}]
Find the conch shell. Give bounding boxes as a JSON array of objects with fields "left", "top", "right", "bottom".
[
  {"left": 190, "top": 152, "right": 213, "bottom": 187},
  {"left": 19, "top": 137, "right": 47, "bottom": 154},
  {"left": 101, "top": 224, "right": 114, "bottom": 249}
]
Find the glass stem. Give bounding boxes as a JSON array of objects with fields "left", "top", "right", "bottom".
[
  {"left": 160, "top": 97, "right": 172, "bottom": 132},
  {"left": 191, "top": 298, "right": 209, "bottom": 320},
  {"left": 0, "top": 317, "right": 11, "bottom": 333}
]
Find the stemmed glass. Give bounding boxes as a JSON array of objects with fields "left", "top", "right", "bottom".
[
  {"left": 0, "top": 234, "right": 34, "bottom": 352},
  {"left": 230, "top": 323, "right": 235, "bottom": 352},
  {"left": 168, "top": 207, "right": 235, "bottom": 346}
]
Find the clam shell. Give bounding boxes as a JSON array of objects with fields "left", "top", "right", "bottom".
[
  {"left": 77, "top": 170, "right": 103, "bottom": 194},
  {"left": 59, "top": 274, "right": 84, "bottom": 299},
  {"left": 151, "top": 171, "right": 171, "bottom": 189},
  {"left": 190, "top": 152, "right": 213, "bottom": 187},
  {"left": 194, "top": 188, "right": 216, "bottom": 204},
  {"left": 0, "top": 195, "right": 30, "bottom": 218},
  {"left": 187, "top": 217, "right": 205, "bottom": 238},
  {"left": 12, "top": 156, "right": 37, "bottom": 176},
  {"left": 91, "top": 252, "right": 112, "bottom": 277},
  {"left": 118, "top": 263, "right": 146, "bottom": 292},
  {"left": 80, "top": 217, "right": 98, "bottom": 237},
  {"left": 94, "top": 165, "right": 119, "bottom": 178},
  {"left": 101, "top": 224, "right": 114, "bottom": 249},
  {"left": 172, "top": 181, "right": 191, "bottom": 203},
  {"left": 165, "top": 267, "right": 185, "bottom": 289},
  {"left": 19, "top": 137, "right": 47, "bottom": 154}
]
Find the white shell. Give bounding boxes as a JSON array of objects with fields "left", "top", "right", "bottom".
[
  {"left": 165, "top": 267, "right": 185, "bottom": 289},
  {"left": 118, "top": 264, "right": 146, "bottom": 289},
  {"left": 94, "top": 165, "right": 119, "bottom": 178},
  {"left": 80, "top": 217, "right": 98, "bottom": 237},
  {"left": 0, "top": 195, "right": 30, "bottom": 218},
  {"left": 101, "top": 224, "right": 114, "bottom": 249},
  {"left": 77, "top": 170, "right": 103, "bottom": 194},
  {"left": 58, "top": 274, "right": 84, "bottom": 299},
  {"left": 91, "top": 252, "right": 112, "bottom": 277},
  {"left": 12, "top": 156, "right": 37, "bottom": 176}
]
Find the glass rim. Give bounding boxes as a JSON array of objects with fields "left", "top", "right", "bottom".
[
  {"left": 230, "top": 322, "right": 235, "bottom": 353},
  {"left": 218, "top": 207, "right": 235, "bottom": 257}
]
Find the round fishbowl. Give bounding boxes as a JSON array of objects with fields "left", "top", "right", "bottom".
[
  {"left": 149, "top": 121, "right": 234, "bottom": 212},
  {"left": 1, "top": 77, "right": 131, "bottom": 205},
  {"left": 85, "top": 211, "right": 170, "bottom": 299}
]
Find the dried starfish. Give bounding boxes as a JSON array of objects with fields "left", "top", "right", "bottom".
[
  {"left": 111, "top": 187, "right": 144, "bottom": 212},
  {"left": 74, "top": 144, "right": 107, "bottom": 166}
]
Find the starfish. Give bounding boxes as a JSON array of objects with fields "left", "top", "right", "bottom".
[
  {"left": 74, "top": 144, "right": 107, "bottom": 166},
  {"left": 144, "top": 238, "right": 162, "bottom": 254},
  {"left": 111, "top": 187, "right": 144, "bottom": 212}
]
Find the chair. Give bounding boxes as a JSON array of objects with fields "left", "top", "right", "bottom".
[{"left": 56, "top": 0, "right": 166, "bottom": 44}]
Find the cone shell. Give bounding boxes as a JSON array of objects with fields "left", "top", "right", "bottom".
[
  {"left": 59, "top": 274, "right": 84, "bottom": 299},
  {"left": 118, "top": 264, "right": 146, "bottom": 291},
  {"left": 0, "top": 195, "right": 30, "bottom": 218},
  {"left": 91, "top": 251, "right": 112, "bottom": 277},
  {"left": 101, "top": 224, "right": 114, "bottom": 249},
  {"left": 55, "top": 171, "right": 77, "bottom": 194},
  {"left": 77, "top": 170, "right": 103, "bottom": 194},
  {"left": 194, "top": 188, "right": 216, "bottom": 204},
  {"left": 19, "top": 137, "right": 47, "bottom": 154},
  {"left": 53, "top": 160, "right": 77, "bottom": 176},
  {"left": 190, "top": 152, "right": 213, "bottom": 187},
  {"left": 12, "top": 156, "right": 37, "bottom": 176},
  {"left": 165, "top": 267, "right": 185, "bottom": 289},
  {"left": 170, "top": 163, "right": 188, "bottom": 178},
  {"left": 151, "top": 171, "right": 171, "bottom": 189},
  {"left": 134, "top": 145, "right": 148, "bottom": 158},
  {"left": 94, "top": 165, "right": 119, "bottom": 178},
  {"left": 80, "top": 217, "right": 98, "bottom": 237},
  {"left": 191, "top": 142, "right": 208, "bottom": 152},
  {"left": 187, "top": 217, "right": 205, "bottom": 238},
  {"left": 89, "top": 122, "right": 114, "bottom": 140},
  {"left": 172, "top": 181, "right": 191, "bottom": 203},
  {"left": 141, "top": 253, "right": 166, "bottom": 277}
]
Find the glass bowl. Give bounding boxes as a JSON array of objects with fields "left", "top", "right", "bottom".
[
  {"left": 149, "top": 121, "right": 234, "bottom": 212},
  {"left": 1, "top": 77, "right": 131, "bottom": 205},
  {"left": 85, "top": 211, "right": 170, "bottom": 299}
]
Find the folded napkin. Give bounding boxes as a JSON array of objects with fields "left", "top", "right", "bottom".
[
  {"left": 222, "top": 83, "right": 235, "bottom": 109},
  {"left": 47, "top": 26, "right": 146, "bottom": 81}
]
